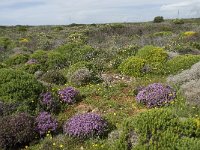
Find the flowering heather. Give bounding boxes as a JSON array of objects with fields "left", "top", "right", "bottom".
[
  {"left": 0, "top": 113, "right": 36, "bottom": 148},
  {"left": 40, "top": 92, "right": 53, "bottom": 107},
  {"left": 136, "top": 83, "right": 176, "bottom": 108},
  {"left": 58, "top": 87, "right": 79, "bottom": 104},
  {"left": 35, "top": 112, "right": 58, "bottom": 135},
  {"left": 63, "top": 113, "right": 108, "bottom": 139}
]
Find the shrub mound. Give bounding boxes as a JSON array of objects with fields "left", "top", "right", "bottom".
[
  {"left": 58, "top": 87, "right": 79, "bottom": 104},
  {"left": 0, "top": 113, "right": 36, "bottom": 149},
  {"left": 63, "top": 113, "right": 108, "bottom": 139},
  {"left": 153, "top": 16, "right": 164, "bottom": 23},
  {"left": 69, "top": 68, "right": 93, "bottom": 86},
  {"left": 136, "top": 45, "right": 168, "bottom": 72},
  {"left": 4, "top": 53, "right": 29, "bottom": 66},
  {"left": 136, "top": 83, "right": 176, "bottom": 108},
  {"left": 35, "top": 112, "right": 58, "bottom": 135},
  {"left": 40, "top": 70, "right": 67, "bottom": 85},
  {"left": 0, "top": 68, "right": 44, "bottom": 109},
  {"left": 127, "top": 109, "right": 200, "bottom": 149},
  {"left": 165, "top": 54, "right": 200, "bottom": 74},
  {"left": 118, "top": 56, "right": 146, "bottom": 77}
]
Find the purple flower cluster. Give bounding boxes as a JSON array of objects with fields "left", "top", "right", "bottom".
[
  {"left": 63, "top": 113, "right": 108, "bottom": 139},
  {"left": 40, "top": 92, "right": 53, "bottom": 107},
  {"left": 35, "top": 112, "right": 58, "bottom": 135},
  {"left": 58, "top": 87, "right": 79, "bottom": 104},
  {"left": 136, "top": 83, "right": 176, "bottom": 108}
]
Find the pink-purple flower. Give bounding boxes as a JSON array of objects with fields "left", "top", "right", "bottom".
[
  {"left": 35, "top": 112, "right": 58, "bottom": 135},
  {"left": 58, "top": 87, "right": 79, "bottom": 104},
  {"left": 136, "top": 83, "right": 176, "bottom": 108},
  {"left": 63, "top": 113, "right": 108, "bottom": 139}
]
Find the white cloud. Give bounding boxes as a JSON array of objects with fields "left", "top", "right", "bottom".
[
  {"left": 0, "top": 0, "right": 199, "bottom": 25},
  {"left": 160, "top": 0, "right": 200, "bottom": 17}
]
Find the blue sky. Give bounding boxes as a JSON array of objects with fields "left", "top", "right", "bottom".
[{"left": 0, "top": 0, "right": 199, "bottom": 25}]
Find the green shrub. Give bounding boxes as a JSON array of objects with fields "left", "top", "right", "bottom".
[
  {"left": 0, "top": 63, "right": 6, "bottom": 69},
  {"left": 40, "top": 70, "right": 67, "bottom": 85},
  {"left": 30, "top": 50, "right": 48, "bottom": 64},
  {"left": 118, "top": 56, "right": 146, "bottom": 77},
  {"left": 165, "top": 54, "right": 200, "bottom": 74},
  {"left": 190, "top": 42, "right": 200, "bottom": 50},
  {"left": 4, "top": 53, "right": 29, "bottom": 66},
  {"left": 46, "top": 51, "right": 69, "bottom": 69},
  {"left": 136, "top": 45, "right": 168, "bottom": 72},
  {"left": 0, "top": 68, "right": 45, "bottom": 110},
  {"left": 153, "top": 16, "right": 164, "bottom": 23},
  {"left": 20, "top": 63, "right": 44, "bottom": 74},
  {"left": 56, "top": 43, "right": 95, "bottom": 64},
  {"left": 117, "top": 45, "right": 139, "bottom": 58},
  {"left": 0, "top": 37, "right": 12, "bottom": 49},
  {"left": 115, "top": 109, "right": 200, "bottom": 150},
  {"left": 173, "top": 19, "right": 184, "bottom": 25}
]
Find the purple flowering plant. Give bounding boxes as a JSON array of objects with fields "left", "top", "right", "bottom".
[
  {"left": 63, "top": 113, "right": 108, "bottom": 139},
  {"left": 136, "top": 83, "right": 176, "bottom": 108},
  {"left": 35, "top": 112, "right": 58, "bottom": 135},
  {"left": 58, "top": 87, "right": 79, "bottom": 104},
  {"left": 40, "top": 92, "right": 53, "bottom": 108}
]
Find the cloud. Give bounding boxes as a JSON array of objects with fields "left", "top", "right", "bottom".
[
  {"left": 0, "top": 0, "right": 199, "bottom": 25},
  {"left": 160, "top": 0, "right": 200, "bottom": 17}
]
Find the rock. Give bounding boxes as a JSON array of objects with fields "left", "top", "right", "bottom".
[
  {"left": 34, "top": 71, "right": 44, "bottom": 79},
  {"left": 167, "top": 51, "right": 179, "bottom": 59},
  {"left": 108, "top": 130, "right": 123, "bottom": 143},
  {"left": 167, "top": 61, "right": 200, "bottom": 106},
  {"left": 127, "top": 131, "right": 139, "bottom": 150}
]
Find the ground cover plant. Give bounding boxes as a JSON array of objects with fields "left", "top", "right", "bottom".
[{"left": 0, "top": 18, "right": 200, "bottom": 150}]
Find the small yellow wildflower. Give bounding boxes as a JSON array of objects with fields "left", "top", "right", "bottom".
[
  {"left": 25, "top": 146, "right": 28, "bottom": 149},
  {"left": 114, "top": 113, "right": 116, "bottom": 116},
  {"left": 59, "top": 144, "right": 64, "bottom": 148},
  {"left": 53, "top": 142, "right": 56, "bottom": 146}
]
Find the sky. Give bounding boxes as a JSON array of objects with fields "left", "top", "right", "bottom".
[{"left": 0, "top": 0, "right": 200, "bottom": 25}]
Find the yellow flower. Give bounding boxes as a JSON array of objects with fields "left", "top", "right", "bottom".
[
  {"left": 20, "top": 38, "right": 29, "bottom": 43},
  {"left": 59, "top": 144, "right": 64, "bottom": 148},
  {"left": 25, "top": 146, "right": 28, "bottom": 149},
  {"left": 53, "top": 143, "right": 56, "bottom": 146},
  {"left": 46, "top": 133, "right": 50, "bottom": 137},
  {"left": 114, "top": 113, "right": 116, "bottom": 116},
  {"left": 183, "top": 31, "right": 198, "bottom": 37}
]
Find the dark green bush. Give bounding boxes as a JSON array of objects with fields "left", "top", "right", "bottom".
[
  {"left": 0, "top": 63, "right": 6, "bottom": 69},
  {"left": 20, "top": 63, "right": 44, "bottom": 74},
  {"left": 30, "top": 50, "right": 48, "bottom": 64},
  {"left": 153, "top": 16, "right": 164, "bottom": 23},
  {"left": 118, "top": 56, "right": 146, "bottom": 77},
  {"left": 0, "top": 68, "right": 45, "bottom": 109},
  {"left": 4, "top": 53, "right": 29, "bottom": 66},
  {"left": 46, "top": 51, "right": 69, "bottom": 69},
  {"left": 0, "top": 113, "right": 36, "bottom": 149},
  {"left": 40, "top": 70, "right": 67, "bottom": 85},
  {"left": 115, "top": 109, "right": 200, "bottom": 150},
  {"left": 165, "top": 54, "right": 200, "bottom": 74},
  {"left": 0, "top": 37, "right": 12, "bottom": 49},
  {"left": 56, "top": 43, "right": 95, "bottom": 64}
]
